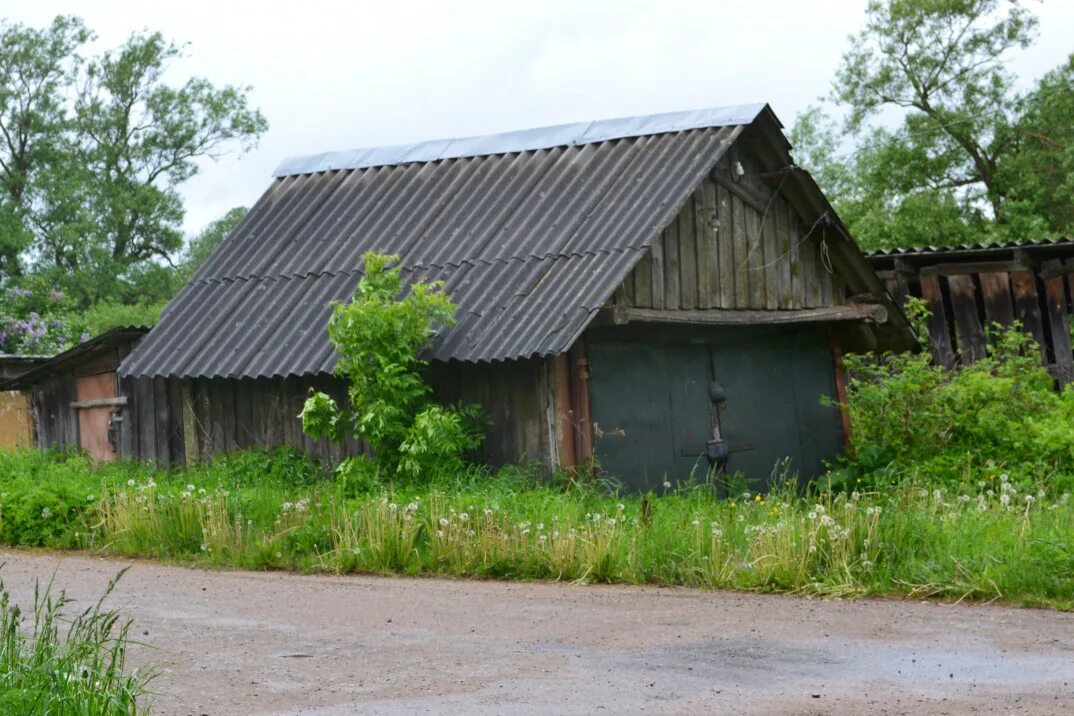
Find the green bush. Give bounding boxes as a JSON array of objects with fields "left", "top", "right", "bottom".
[
  {"left": 301, "top": 252, "right": 485, "bottom": 482},
  {"left": 840, "top": 299, "right": 1074, "bottom": 491}
]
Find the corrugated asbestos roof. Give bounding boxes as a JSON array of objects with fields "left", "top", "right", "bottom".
[
  {"left": 866, "top": 236, "right": 1074, "bottom": 257},
  {"left": 121, "top": 104, "right": 770, "bottom": 380}
]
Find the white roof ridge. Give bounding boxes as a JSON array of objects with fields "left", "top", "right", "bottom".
[{"left": 273, "top": 102, "right": 770, "bottom": 177}]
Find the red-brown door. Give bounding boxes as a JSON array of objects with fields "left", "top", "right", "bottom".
[{"left": 76, "top": 373, "right": 117, "bottom": 462}]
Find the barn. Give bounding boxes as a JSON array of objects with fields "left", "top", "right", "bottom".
[{"left": 111, "top": 103, "right": 912, "bottom": 489}]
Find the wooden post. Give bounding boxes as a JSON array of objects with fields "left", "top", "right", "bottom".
[
  {"left": 1042, "top": 259, "right": 1074, "bottom": 386},
  {"left": 553, "top": 353, "right": 576, "bottom": 469},
  {"left": 829, "top": 335, "right": 853, "bottom": 453},
  {"left": 181, "top": 381, "right": 198, "bottom": 467},
  {"left": 568, "top": 343, "right": 593, "bottom": 466}
]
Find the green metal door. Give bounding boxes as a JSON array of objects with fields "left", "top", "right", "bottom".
[
  {"left": 709, "top": 329, "right": 842, "bottom": 489},
  {"left": 588, "top": 342, "right": 713, "bottom": 491}
]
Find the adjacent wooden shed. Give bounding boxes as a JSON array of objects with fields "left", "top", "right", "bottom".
[
  {"left": 115, "top": 103, "right": 913, "bottom": 489},
  {"left": 1, "top": 328, "right": 148, "bottom": 460},
  {"left": 868, "top": 238, "right": 1074, "bottom": 387}
]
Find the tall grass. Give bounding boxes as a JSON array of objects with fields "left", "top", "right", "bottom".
[
  {"left": 0, "top": 568, "right": 151, "bottom": 714},
  {"left": 0, "top": 449, "right": 1071, "bottom": 609}
]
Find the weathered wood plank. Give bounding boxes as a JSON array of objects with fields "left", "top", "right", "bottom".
[
  {"left": 663, "top": 219, "right": 681, "bottom": 309},
  {"left": 742, "top": 200, "right": 765, "bottom": 308},
  {"left": 731, "top": 193, "right": 749, "bottom": 308},
  {"left": 167, "top": 378, "right": 184, "bottom": 467},
  {"left": 979, "top": 272, "right": 1014, "bottom": 329},
  {"left": 774, "top": 198, "right": 792, "bottom": 309},
  {"left": 918, "top": 274, "right": 956, "bottom": 367},
  {"left": 762, "top": 203, "right": 780, "bottom": 310},
  {"left": 152, "top": 377, "right": 171, "bottom": 466},
  {"left": 716, "top": 183, "right": 735, "bottom": 309},
  {"left": 633, "top": 253, "right": 652, "bottom": 308},
  {"left": 649, "top": 232, "right": 665, "bottom": 310},
  {"left": 620, "top": 304, "right": 887, "bottom": 326},
  {"left": 946, "top": 274, "right": 986, "bottom": 363},
  {"left": 818, "top": 235, "right": 834, "bottom": 307},
  {"left": 1043, "top": 259, "right": 1074, "bottom": 386},
  {"left": 136, "top": 378, "right": 156, "bottom": 462},
  {"left": 1011, "top": 271, "right": 1047, "bottom": 362},
  {"left": 800, "top": 232, "right": 819, "bottom": 308},
  {"left": 181, "top": 381, "right": 198, "bottom": 466},
  {"left": 678, "top": 197, "right": 698, "bottom": 308},
  {"left": 195, "top": 380, "right": 213, "bottom": 461},
  {"left": 788, "top": 207, "right": 804, "bottom": 309},
  {"left": 696, "top": 180, "right": 718, "bottom": 309},
  {"left": 119, "top": 376, "right": 137, "bottom": 460}
]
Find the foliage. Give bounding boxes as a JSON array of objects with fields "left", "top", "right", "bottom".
[
  {"left": 0, "top": 449, "right": 1069, "bottom": 608},
  {"left": 838, "top": 298, "right": 1074, "bottom": 488},
  {"left": 0, "top": 15, "right": 266, "bottom": 305},
  {"left": 0, "top": 569, "right": 152, "bottom": 714},
  {"left": 301, "top": 252, "right": 485, "bottom": 481},
  {"left": 81, "top": 300, "right": 165, "bottom": 334},
  {"left": 180, "top": 206, "right": 247, "bottom": 281},
  {"left": 792, "top": 0, "right": 1074, "bottom": 249},
  {"left": 0, "top": 278, "right": 86, "bottom": 354}
]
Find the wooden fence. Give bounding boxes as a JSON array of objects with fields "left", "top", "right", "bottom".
[{"left": 869, "top": 247, "right": 1074, "bottom": 386}]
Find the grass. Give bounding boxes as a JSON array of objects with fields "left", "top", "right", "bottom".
[
  {"left": 0, "top": 448, "right": 1070, "bottom": 609},
  {"left": 0, "top": 568, "right": 152, "bottom": 714}
]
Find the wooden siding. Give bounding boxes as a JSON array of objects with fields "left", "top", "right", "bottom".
[
  {"left": 119, "top": 375, "right": 363, "bottom": 466},
  {"left": 879, "top": 258, "right": 1074, "bottom": 386},
  {"left": 618, "top": 171, "right": 845, "bottom": 312},
  {"left": 432, "top": 356, "right": 558, "bottom": 468}
]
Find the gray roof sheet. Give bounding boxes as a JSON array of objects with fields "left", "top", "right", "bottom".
[
  {"left": 866, "top": 236, "right": 1074, "bottom": 258},
  {"left": 121, "top": 104, "right": 766, "bottom": 379}
]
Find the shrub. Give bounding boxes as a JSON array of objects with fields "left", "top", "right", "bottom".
[
  {"left": 301, "top": 252, "right": 485, "bottom": 482},
  {"left": 840, "top": 298, "right": 1074, "bottom": 489}
]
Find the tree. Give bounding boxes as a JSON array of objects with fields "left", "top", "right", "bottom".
[
  {"left": 0, "top": 16, "right": 267, "bottom": 304},
  {"left": 794, "top": 0, "right": 1073, "bottom": 249},
  {"left": 181, "top": 206, "right": 246, "bottom": 281},
  {"left": 301, "top": 253, "right": 484, "bottom": 482}
]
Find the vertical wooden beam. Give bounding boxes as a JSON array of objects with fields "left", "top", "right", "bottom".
[
  {"left": 829, "top": 334, "right": 853, "bottom": 453},
  {"left": 1042, "top": 259, "right": 1074, "bottom": 386},
  {"left": 633, "top": 254, "right": 652, "bottom": 308},
  {"left": 553, "top": 353, "right": 576, "bottom": 469},
  {"left": 918, "top": 274, "right": 956, "bottom": 367},
  {"left": 946, "top": 274, "right": 986, "bottom": 364},
  {"left": 716, "top": 183, "right": 736, "bottom": 309},
  {"left": 650, "top": 234, "right": 665, "bottom": 310},
  {"left": 775, "top": 198, "right": 792, "bottom": 309},
  {"left": 181, "top": 381, "right": 198, "bottom": 467},
  {"left": 696, "top": 179, "right": 718, "bottom": 309},
  {"left": 663, "top": 218, "right": 681, "bottom": 309},
  {"left": 568, "top": 342, "right": 593, "bottom": 466},
  {"left": 152, "top": 377, "right": 170, "bottom": 466},
  {"left": 731, "top": 194, "right": 749, "bottom": 308},
  {"left": 979, "top": 272, "right": 1014, "bottom": 329},
  {"left": 762, "top": 205, "right": 780, "bottom": 310},
  {"left": 678, "top": 197, "right": 698, "bottom": 309},
  {"left": 1011, "top": 271, "right": 1047, "bottom": 363}
]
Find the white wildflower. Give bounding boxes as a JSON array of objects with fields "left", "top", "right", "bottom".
[
  {"left": 40, "top": 507, "right": 52, "bottom": 519},
  {"left": 663, "top": 481, "right": 671, "bottom": 489},
  {"left": 439, "top": 517, "right": 449, "bottom": 527},
  {"left": 1000, "top": 493, "right": 1011, "bottom": 506}
]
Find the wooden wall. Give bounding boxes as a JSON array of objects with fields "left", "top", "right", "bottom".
[
  {"left": 878, "top": 257, "right": 1074, "bottom": 385},
  {"left": 0, "top": 391, "right": 33, "bottom": 449},
  {"left": 432, "top": 356, "right": 558, "bottom": 468},
  {"left": 617, "top": 162, "right": 845, "bottom": 312},
  {"left": 113, "top": 361, "right": 561, "bottom": 469},
  {"left": 119, "top": 375, "right": 364, "bottom": 466}
]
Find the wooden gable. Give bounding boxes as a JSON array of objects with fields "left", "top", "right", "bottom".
[{"left": 615, "top": 149, "right": 847, "bottom": 313}]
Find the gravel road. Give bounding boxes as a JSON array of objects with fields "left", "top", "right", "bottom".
[{"left": 1, "top": 550, "right": 1071, "bottom": 715}]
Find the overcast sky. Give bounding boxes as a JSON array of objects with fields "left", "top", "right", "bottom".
[{"left": 5, "top": 0, "right": 1073, "bottom": 237}]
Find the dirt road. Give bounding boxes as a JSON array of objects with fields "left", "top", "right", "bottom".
[{"left": 0, "top": 551, "right": 1071, "bottom": 715}]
